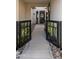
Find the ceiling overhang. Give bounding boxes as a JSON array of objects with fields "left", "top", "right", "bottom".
[{"left": 24, "top": 0, "right": 49, "bottom": 4}]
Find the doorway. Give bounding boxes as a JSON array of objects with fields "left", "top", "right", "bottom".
[
  {"left": 39, "top": 11, "right": 45, "bottom": 24},
  {"left": 31, "top": 7, "right": 48, "bottom": 24}
]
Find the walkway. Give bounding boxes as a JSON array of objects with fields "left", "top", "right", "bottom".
[{"left": 19, "top": 24, "right": 54, "bottom": 59}]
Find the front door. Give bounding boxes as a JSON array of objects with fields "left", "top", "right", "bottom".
[
  {"left": 36, "top": 11, "right": 38, "bottom": 24},
  {"left": 39, "top": 11, "right": 45, "bottom": 24}
]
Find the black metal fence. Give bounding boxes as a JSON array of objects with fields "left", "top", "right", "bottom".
[
  {"left": 46, "top": 20, "right": 62, "bottom": 50},
  {"left": 16, "top": 20, "right": 31, "bottom": 50}
]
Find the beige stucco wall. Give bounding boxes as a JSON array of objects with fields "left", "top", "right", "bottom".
[
  {"left": 16, "top": 0, "right": 19, "bottom": 21},
  {"left": 50, "top": 0, "right": 62, "bottom": 21},
  {"left": 16, "top": 0, "right": 62, "bottom": 21},
  {"left": 16, "top": 0, "right": 27, "bottom": 21},
  {"left": 25, "top": 3, "right": 48, "bottom": 20},
  {"left": 19, "top": 0, "right": 27, "bottom": 21},
  {"left": 16, "top": 0, "right": 48, "bottom": 21}
]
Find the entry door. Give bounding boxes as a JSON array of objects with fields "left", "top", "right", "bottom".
[
  {"left": 36, "top": 11, "right": 38, "bottom": 24},
  {"left": 39, "top": 11, "right": 45, "bottom": 24}
]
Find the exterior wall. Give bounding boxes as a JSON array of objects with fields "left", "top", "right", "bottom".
[
  {"left": 50, "top": 0, "right": 62, "bottom": 49},
  {"left": 16, "top": 0, "right": 48, "bottom": 21},
  {"left": 16, "top": 0, "right": 62, "bottom": 21},
  {"left": 16, "top": 0, "right": 27, "bottom": 21},
  {"left": 31, "top": 8, "right": 36, "bottom": 24},
  {"left": 50, "top": 0, "right": 62, "bottom": 21},
  {"left": 16, "top": 0, "right": 19, "bottom": 21},
  {"left": 19, "top": 0, "right": 27, "bottom": 21},
  {"left": 25, "top": 3, "right": 48, "bottom": 21}
]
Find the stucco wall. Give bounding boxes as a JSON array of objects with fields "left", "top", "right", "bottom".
[
  {"left": 19, "top": 0, "right": 27, "bottom": 21},
  {"left": 16, "top": 0, "right": 19, "bottom": 21},
  {"left": 16, "top": 0, "right": 48, "bottom": 21},
  {"left": 16, "top": 0, "right": 27, "bottom": 21},
  {"left": 25, "top": 3, "right": 48, "bottom": 21},
  {"left": 50, "top": 0, "right": 62, "bottom": 21}
]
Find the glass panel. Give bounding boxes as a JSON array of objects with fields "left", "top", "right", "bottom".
[
  {"left": 54, "top": 23, "right": 57, "bottom": 39},
  {"left": 48, "top": 22, "right": 51, "bottom": 26},
  {"left": 28, "top": 22, "right": 30, "bottom": 26},
  {"left": 47, "top": 22, "right": 58, "bottom": 39},
  {"left": 48, "top": 26, "right": 51, "bottom": 35},
  {"left": 54, "top": 27, "right": 57, "bottom": 38},
  {"left": 17, "top": 35, "right": 19, "bottom": 45},
  {"left": 27, "top": 27, "right": 30, "bottom": 39},
  {"left": 25, "top": 27, "right": 28, "bottom": 37},
  {"left": 54, "top": 23, "right": 57, "bottom": 27},
  {"left": 25, "top": 22, "right": 27, "bottom": 26},
  {"left": 21, "top": 23, "right": 25, "bottom": 28},
  {"left": 51, "top": 22, "right": 54, "bottom": 27},
  {"left": 21, "top": 28, "right": 25, "bottom": 43},
  {"left": 21, "top": 23, "right": 25, "bottom": 44}
]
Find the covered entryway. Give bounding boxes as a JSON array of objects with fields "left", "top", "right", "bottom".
[
  {"left": 19, "top": 24, "right": 53, "bottom": 59},
  {"left": 16, "top": 0, "right": 62, "bottom": 59}
]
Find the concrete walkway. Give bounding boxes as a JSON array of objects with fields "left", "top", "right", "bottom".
[{"left": 19, "top": 24, "right": 54, "bottom": 59}]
